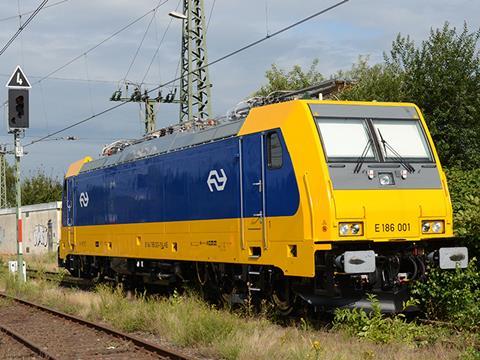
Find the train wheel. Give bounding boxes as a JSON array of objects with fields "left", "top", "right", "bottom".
[
  {"left": 272, "top": 279, "right": 295, "bottom": 316},
  {"left": 195, "top": 262, "right": 218, "bottom": 302},
  {"left": 195, "top": 262, "right": 208, "bottom": 287},
  {"left": 219, "top": 280, "right": 236, "bottom": 308}
]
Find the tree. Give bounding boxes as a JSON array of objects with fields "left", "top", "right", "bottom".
[
  {"left": 255, "top": 24, "right": 480, "bottom": 252},
  {"left": 340, "top": 23, "right": 480, "bottom": 169},
  {"left": 335, "top": 56, "right": 405, "bottom": 102},
  {"left": 21, "top": 170, "right": 63, "bottom": 206},
  {"left": 254, "top": 59, "right": 324, "bottom": 97},
  {"left": 5, "top": 165, "right": 63, "bottom": 207},
  {"left": 5, "top": 161, "right": 15, "bottom": 207},
  {"left": 256, "top": 23, "right": 480, "bottom": 168}
]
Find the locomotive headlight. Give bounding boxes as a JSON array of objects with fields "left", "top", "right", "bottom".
[
  {"left": 422, "top": 220, "right": 445, "bottom": 234},
  {"left": 339, "top": 224, "right": 350, "bottom": 236},
  {"left": 339, "top": 222, "right": 364, "bottom": 236},
  {"left": 432, "top": 221, "right": 444, "bottom": 233},
  {"left": 351, "top": 223, "right": 361, "bottom": 235},
  {"left": 379, "top": 172, "right": 394, "bottom": 186},
  {"left": 422, "top": 222, "right": 431, "bottom": 233}
]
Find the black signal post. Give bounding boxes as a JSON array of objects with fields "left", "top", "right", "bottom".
[
  {"left": 6, "top": 65, "right": 31, "bottom": 283},
  {"left": 8, "top": 89, "right": 29, "bottom": 129}
]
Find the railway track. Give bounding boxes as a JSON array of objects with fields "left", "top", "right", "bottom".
[
  {"left": 0, "top": 322, "right": 55, "bottom": 359},
  {"left": 0, "top": 293, "right": 191, "bottom": 359},
  {"left": 26, "top": 268, "right": 97, "bottom": 289},
  {"left": 24, "top": 268, "right": 456, "bottom": 331}
]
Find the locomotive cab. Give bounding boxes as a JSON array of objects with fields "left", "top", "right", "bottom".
[{"left": 290, "top": 102, "right": 467, "bottom": 311}]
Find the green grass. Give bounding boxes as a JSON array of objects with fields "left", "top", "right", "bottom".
[{"left": 0, "top": 272, "right": 477, "bottom": 360}]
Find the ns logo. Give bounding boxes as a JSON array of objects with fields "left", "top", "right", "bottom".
[
  {"left": 79, "top": 192, "right": 89, "bottom": 207},
  {"left": 207, "top": 169, "right": 227, "bottom": 192}
]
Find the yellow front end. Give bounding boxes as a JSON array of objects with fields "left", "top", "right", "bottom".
[
  {"left": 277, "top": 100, "right": 462, "bottom": 311},
  {"left": 332, "top": 187, "right": 453, "bottom": 243},
  {"left": 285, "top": 100, "right": 455, "bottom": 245}
]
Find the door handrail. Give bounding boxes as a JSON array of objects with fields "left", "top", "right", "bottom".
[
  {"left": 239, "top": 138, "right": 245, "bottom": 250},
  {"left": 303, "top": 172, "right": 316, "bottom": 240},
  {"left": 260, "top": 134, "right": 267, "bottom": 250}
]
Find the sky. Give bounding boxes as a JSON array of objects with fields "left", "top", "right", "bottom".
[{"left": 0, "top": 0, "right": 478, "bottom": 179}]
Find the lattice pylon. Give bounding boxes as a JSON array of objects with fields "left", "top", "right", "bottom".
[
  {"left": 0, "top": 151, "right": 7, "bottom": 209},
  {"left": 179, "top": 0, "right": 212, "bottom": 122}
]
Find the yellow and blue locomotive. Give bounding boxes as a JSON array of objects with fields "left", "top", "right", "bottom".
[{"left": 59, "top": 98, "right": 468, "bottom": 312}]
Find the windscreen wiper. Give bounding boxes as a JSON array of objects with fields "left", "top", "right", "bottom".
[
  {"left": 377, "top": 130, "right": 415, "bottom": 173},
  {"left": 353, "top": 138, "right": 372, "bottom": 174}
]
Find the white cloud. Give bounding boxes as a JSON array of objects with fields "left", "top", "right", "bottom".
[{"left": 0, "top": 0, "right": 478, "bottom": 176}]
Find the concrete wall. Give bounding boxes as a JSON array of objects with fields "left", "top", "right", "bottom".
[{"left": 0, "top": 202, "right": 61, "bottom": 255}]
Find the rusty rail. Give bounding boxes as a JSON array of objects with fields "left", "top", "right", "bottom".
[
  {"left": 0, "top": 293, "right": 191, "bottom": 360},
  {"left": 0, "top": 322, "right": 59, "bottom": 359}
]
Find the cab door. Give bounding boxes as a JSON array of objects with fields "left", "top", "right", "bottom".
[
  {"left": 240, "top": 134, "right": 267, "bottom": 256},
  {"left": 65, "top": 178, "right": 75, "bottom": 248},
  {"left": 66, "top": 178, "right": 74, "bottom": 226}
]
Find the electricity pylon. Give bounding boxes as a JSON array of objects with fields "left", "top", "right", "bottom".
[
  {"left": 110, "top": 0, "right": 213, "bottom": 132},
  {"left": 179, "top": 0, "right": 212, "bottom": 122},
  {"left": 0, "top": 146, "right": 7, "bottom": 208}
]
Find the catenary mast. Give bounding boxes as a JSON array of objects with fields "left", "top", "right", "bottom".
[
  {"left": 110, "top": 0, "right": 212, "bottom": 133},
  {"left": 178, "top": 0, "right": 212, "bottom": 122}
]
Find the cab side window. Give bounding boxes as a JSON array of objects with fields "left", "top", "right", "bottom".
[{"left": 267, "top": 132, "right": 283, "bottom": 169}]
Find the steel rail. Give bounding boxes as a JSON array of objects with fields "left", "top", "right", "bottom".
[
  {"left": 0, "top": 323, "right": 58, "bottom": 359},
  {"left": 0, "top": 292, "right": 191, "bottom": 360},
  {"left": 25, "top": 268, "right": 96, "bottom": 289}
]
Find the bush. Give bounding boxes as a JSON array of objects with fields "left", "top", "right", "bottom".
[
  {"left": 461, "top": 346, "right": 480, "bottom": 360},
  {"left": 339, "top": 23, "right": 480, "bottom": 169},
  {"left": 411, "top": 260, "right": 480, "bottom": 331},
  {"left": 333, "top": 295, "right": 440, "bottom": 345},
  {"left": 445, "top": 168, "right": 480, "bottom": 258}
]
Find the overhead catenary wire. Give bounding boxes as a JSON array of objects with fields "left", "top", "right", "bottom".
[
  {"left": 141, "top": 0, "right": 182, "bottom": 85},
  {"left": 140, "top": 17, "right": 173, "bottom": 85},
  {"left": 0, "top": 0, "right": 170, "bottom": 110},
  {"left": 25, "top": 0, "right": 350, "bottom": 147},
  {"left": 0, "top": 73, "right": 158, "bottom": 85},
  {"left": 0, "top": 0, "right": 49, "bottom": 57},
  {"left": 264, "top": 0, "right": 270, "bottom": 36},
  {"left": 153, "top": 11, "right": 162, "bottom": 84},
  {"left": 0, "top": 134, "right": 122, "bottom": 142},
  {"left": 122, "top": 3, "right": 159, "bottom": 83},
  {"left": 84, "top": 54, "right": 95, "bottom": 116},
  {"left": 39, "top": 81, "right": 49, "bottom": 132},
  {"left": 33, "top": 0, "right": 170, "bottom": 86},
  {"left": 17, "top": 0, "right": 26, "bottom": 66},
  {"left": 0, "top": 0, "right": 69, "bottom": 22},
  {"left": 206, "top": 0, "right": 216, "bottom": 33}
]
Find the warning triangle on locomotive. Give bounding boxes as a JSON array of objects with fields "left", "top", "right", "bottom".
[{"left": 58, "top": 80, "right": 468, "bottom": 313}]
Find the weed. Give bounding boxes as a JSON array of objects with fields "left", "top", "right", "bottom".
[
  {"left": 333, "top": 294, "right": 442, "bottom": 345},
  {"left": 411, "top": 259, "right": 480, "bottom": 332},
  {"left": 91, "top": 285, "right": 154, "bottom": 332},
  {"left": 0, "top": 274, "right": 476, "bottom": 359}
]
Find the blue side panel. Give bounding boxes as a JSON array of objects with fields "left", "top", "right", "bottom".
[
  {"left": 264, "top": 130, "right": 300, "bottom": 217},
  {"left": 241, "top": 135, "right": 263, "bottom": 218},
  {"left": 72, "top": 131, "right": 300, "bottom": 226},
  {"left": 74, "top": 138, "right": 240, "bottom": 226},
  {"left": 183, "top": 143, "right": 240, "bottom": 221}
]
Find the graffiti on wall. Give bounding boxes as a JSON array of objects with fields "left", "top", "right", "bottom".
[
  {"left": 33, "top": 220, "right": 54, "bottom": 248},
  {"left": 33, "top": 225, "right": 48, "bottom": 247}
]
